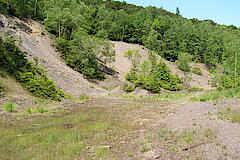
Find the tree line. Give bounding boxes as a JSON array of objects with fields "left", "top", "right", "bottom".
[{"left": 1, "top": 0, "right": 240, "bottom": 88}]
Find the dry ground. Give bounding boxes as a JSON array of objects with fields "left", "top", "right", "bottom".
[{"left": 1, "top": 95, "right": 240, "bottom": 160}]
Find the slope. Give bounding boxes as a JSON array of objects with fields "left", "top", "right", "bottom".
[{"left": 0, "top": 14, "right": 108, "bottom": 98}]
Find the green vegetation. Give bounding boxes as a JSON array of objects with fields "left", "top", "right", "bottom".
[
  {"left": 188, "top": 86, "right": 203, "bottom": 92},
  {"left": 123, "top": 82, "right": 135, "bottom": 93},
  {"left": 0, "top": 37, "right": 67, "bottom": 100},
  {"left": 78, "top": 95, "right": 90, "bottom": 100},
  {"left": 141, "top": 146, "right": 150, "bottom": 153},
  {"left": 0, "top": 107, "right": 130, "bottom": 159},
  {"left": 112, "top": 92, "right": 190, "bottom": 101},
  {"left": 191, "top": 87, "right": 240, "bottom": 101},
  {"left": 158, "top": 128, "right": 214, "bottom": 148},
  {"left": 2, "top": 0, "right": 240, "bottom": 87},
  {"left": 177, "top": 52, "right": 192, "bottom": 72},
  {"left": 217, "top": 107, "right": 240, "bottom": 123},
  {"left": 192, "top": 67, "right": 202, "bottom": 75},
  {"left": 3, "top": 102, "right": 17, "bottom": 113},
  {"left": 125, "top": 51, "right": 182, "bottom": 93}
]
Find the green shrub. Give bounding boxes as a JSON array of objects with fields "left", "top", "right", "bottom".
[
  {"left": 211, "top": 73, "right": 237, "bottom": 89},
  {"left": 192, "top": 67, "right": 202, "bottom": 75},
  {"left": 188, "top": 86, "right": 203, "bottom": 92},
  {"left": 191, "top": 87, "right": 240, "bottom": 101},
  {"left": 26, "top": 108, "right": 33, "bottom": 114},
  {"left": 78, "top": 95, "right": 90, "bottom": 100},
  {"left": 0, "top": 37, "right": 67, "bottom": 100},
  {"left": 36, "top": 106, "right": 48, "bottom": 113},
  {"left": 138, "top": 61, "right": 182, "bottom": 93},
  {"left": 141, "top": 146, "right": 150, "bottom": 153},
  {"left": 123, "top": 83, "right": 135, "bottom": 93},
  {"left": 4, "top": 102, "right": 17, "bottom": 113},
  {"left": 55, "top": 35, "right": 115, "bottom": 80},
  {"left": 176, "top": 52, "right": 192, "bottom": 72}
]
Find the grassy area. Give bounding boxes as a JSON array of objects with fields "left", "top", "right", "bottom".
[
  {"left": 0, "top": 106, "right": 133, "bottom": 160},
  {"left": 111, "top": 92, "right": 191, "bottom": 101},
  {"left": 157, "top": 128, "right": 214, "bottom": 150},
  {"left": 190, "top": 87, "right": 240, "bottom": 102},
  {"left": 217, "top": 107, "right": 240, "bottom": 123}
]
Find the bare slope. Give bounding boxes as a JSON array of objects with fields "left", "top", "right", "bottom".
[
  {"left": 112, "top": 41, "right": 213, "bottom": 91},
  {"left": 0, "top": 14, "right": 212, "bottom": 98},
  {"left": 0, "top": 14, "right": 108, "bottom": 98}
]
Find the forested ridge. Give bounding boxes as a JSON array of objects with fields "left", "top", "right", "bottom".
[{"left": 1, "top": 0, "right": 240, "bottom": 89}]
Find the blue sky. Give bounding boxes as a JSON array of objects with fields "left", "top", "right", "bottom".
[{"left": 120, "top": 0, "right": 240, "bottom": 27}]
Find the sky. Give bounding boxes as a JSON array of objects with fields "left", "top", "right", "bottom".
[{"left": 120, "top": 0, "right": 240, "bottom": 27}]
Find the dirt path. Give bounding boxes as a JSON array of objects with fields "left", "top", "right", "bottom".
[{"left": 95, "top": 98, "right": 240, "bottom": 160}]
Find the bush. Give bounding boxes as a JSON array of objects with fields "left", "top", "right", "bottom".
[
  {"left": 192, "top": 67, "right": 202, "bottom": 75},
  {"left": 177, "top": 52, "right": 192, "bottom": 72},
  {"left": 0, "top": 37, "right": 67, "bottom": 100},
  {"left": 123, "top": 83, "right": 136, "bottom": 93},
  {"left": 126, "top": 55, "right": 182, "bottom": 93},
  {"left": 36, "top": 106, "right": 48, "bottom": 113},
  {"left": 4, "top": 102, "right": 17, "bottom": 113},
  {"left": 188, "top": 86, "right": 203, "bottom": 92},
  {"left": 190, "top": 87, "right": 240, "bottom": 101},
  {"left": 55, "top": 35, "right": 115, "bottom": 80},
  {"left": 211, "top": 74, "right": 236, "bottom": 89}
]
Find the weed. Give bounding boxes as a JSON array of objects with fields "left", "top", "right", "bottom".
[
  {"left": 217, "top": 108, "right": 240, "bottom": 123},
  {"left": 188, "top": 86, "right": 203, "bottom": 92},
  {"left": 192, "top": 67, "right": 202, "bottom": 75},
  {"left": 26, "top": 108, "right": 33, "bottom": 114},
  {"left": 170, "top": 146, "right": 175, "bottom": 151},
  {"left": 36, "top": 106, "right": 48, "bottom": 113},
  {"left": 4, "top": 102, "right": 16, "bottom": 113},
  {"left": 231, "top": 110, "right": 240, "bottom": 123},
  {"left": 141, "top": 146, "right": 150, "bottom": 153},
  {"left": 191, "top": 87, "right": 240, "bottom": 101},
  {"left": 181, "top": 130, "right": 196, "bottom": 144},
  {"left": 204, "top": 129, "right": 214, "bottom": 138},
  {"left": 78, "top": 95, "right": 90, "bottom": 100},
  {"left": 147, "top": 134, "right": 153, "bottom": 143},
  {"left": 128, "top": 151, "right": 134, "bottom": 157},
  {"left": 222, "top": 145, "right": 227, "bottom": 150},
  {"left": 94, "top": 148, "right": 110, "bottom": 158}
]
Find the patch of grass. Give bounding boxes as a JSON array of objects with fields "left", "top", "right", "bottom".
[
  {"left": 78, "top": 95, "right": 90, "bottom": 100},
  {"left": 192, "top": 67, "right": 202, "bottom": 75},
  {"left": 123, "top": 83, "right": 136, "bottom": 93},
  {"left": 36, "top": 106, "right": 48, "bottom": 113},
  {"left": 231, "top": 110, "right": 240, "bottom": 123},
  {"left": 141, "top": 146, "right": 150, "bottom": 153},
  {"left": 204, "top": 129, "right": 214, "bottom": 138},
  {"left": 217, "top": 107, "right": 240, "bottom": 123},
  {"left": 94, "top": 147, "right": 110, "bottom": 158},
  {"left": 190, "top": 87, "right": 240, "bottom": 101},
  {"left": 111, "top": 92, "right": 190, "bottom": 101},
  {"left": 128, "top": 151, "right": 134, "bottom": 157},
  {"left": 147, "top": 134, "right": 153, "bottom": 143},
  {"left": 26, "top": 108, "right": 33, "bottom": 114},
  {"left": 188, "top": 86, "right": 203, "bottom": 92},
  {"left": 181, "top": 130, "right": 196, "bottom": 144},
  {"left": 0, "top": 107, "right": 132, "bottom": 160},
  {"left": 3, "top": 102, "right": 17, "bottom": 113}
]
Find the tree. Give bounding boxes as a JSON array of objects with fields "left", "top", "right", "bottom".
[{"left": 176, "top": 7, "right": 180, "bottom": 15}]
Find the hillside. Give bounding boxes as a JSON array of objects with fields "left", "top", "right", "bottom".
[
  {"left": 1, "top": 0, "right": 240, "bottom": 159},
  {"left": 0, "top": 14, "right": 213, "bottom": 99},
  {"left": 0, "top": 14, "right": 109, "bottom": 98}
]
